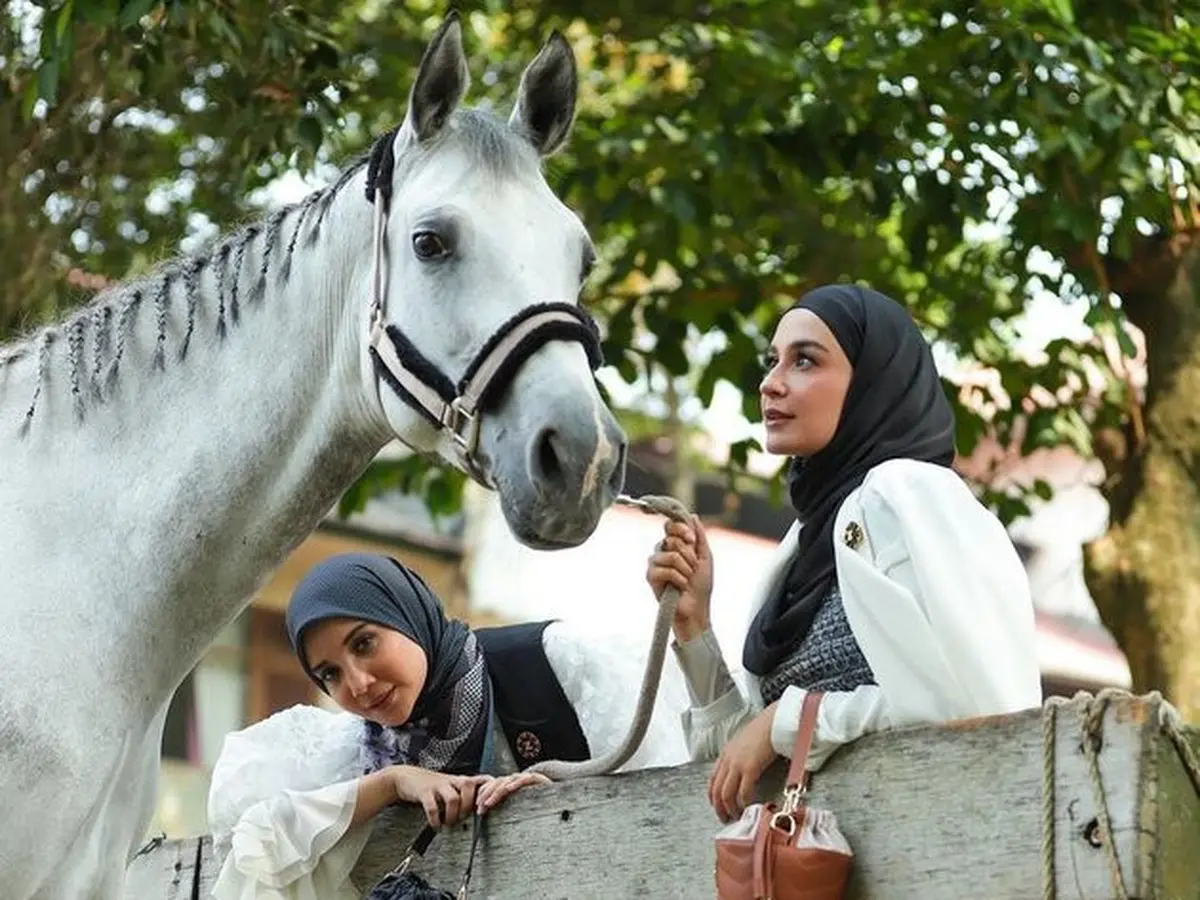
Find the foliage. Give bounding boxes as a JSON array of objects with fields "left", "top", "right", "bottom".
[{"left": 5, "top": 0, "right": 1199, "bottom": 524}]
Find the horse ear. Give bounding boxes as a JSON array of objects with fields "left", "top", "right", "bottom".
[
  {"left": 508, "top": 31, "right": 577, "bottom": 156},
  {"left": 403, "top": 12, "right": 471, "bottom": 143}
]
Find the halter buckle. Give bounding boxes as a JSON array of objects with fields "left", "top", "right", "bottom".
[{"left": 444, "top": 397, "right": 481, "bottom": 456}]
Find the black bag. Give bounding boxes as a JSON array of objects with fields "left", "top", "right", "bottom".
[{"left": 365, "top": 814, "right": 483, "bottom": 900}]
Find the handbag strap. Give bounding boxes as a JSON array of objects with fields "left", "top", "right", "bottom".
[
  {"left": 382, "top": 682, "right": 497, "bottom": 894},
  {"left": 783, "top": 690, "right": 824, "bottom": 803},
  {"left": 385, "top": 813, "right": 484, "bottom": 898},
  {"left": 752, "top": 806, "right": 776, "bottom": 898}
]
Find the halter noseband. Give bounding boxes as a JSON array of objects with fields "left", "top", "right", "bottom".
[{"left": 365, "top": 191, "right": 603, "bottom": 488}]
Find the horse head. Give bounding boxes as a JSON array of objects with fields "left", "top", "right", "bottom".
[{"left": 359, "top": 15, "right": 626, "bottom": 548}]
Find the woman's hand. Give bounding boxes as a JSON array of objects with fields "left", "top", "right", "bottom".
[
  {"left": 474, "top": 771, "right": 551, "bottom": 813},
  {"left": 645, "top": 514, "right": 714, "bottom": 643},
  {"left": 389, "top": 766, "right": 491, "bottom": 829},
  {"left": 707, "top": 702, "right": 779, "bottom": 824}
]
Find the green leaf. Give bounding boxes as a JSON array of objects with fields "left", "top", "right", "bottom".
[
  {"left": 1116, "top": 325, "right": 1137, "bottom": 358},
  {"left": 297, "top": 117, "right": 324, "bottom": 155},
  {"left": 728, "top": 437, "right": 761, "bottom": 469},
  {"left": 21, "top": 80, "right": 40, "bottom": 122},
  {"left": 79, "top": 0, "right": 119, "bottom": 25},
  {"left": 1166, "top": 86, "right": 1184, "bottom": 119},
  {"left": 38, "top": 58, "right": 60, "bottom": 106},
  {"left": 56, "top": 0, "right": 76, "bottom": 43},
  {"left": 1045, "top": 0, "right": 1076, "bottom": 26},
  {"left": 119, "top": 0, "right": 157, "bottom": 28}
]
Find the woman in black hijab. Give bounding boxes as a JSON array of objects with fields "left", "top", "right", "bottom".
[
  {"left": 647, "top": 284, "right": 1040, "bottom": 823},
  {"left": 743, "top": 283, "right": 956, "bottom": 678}
]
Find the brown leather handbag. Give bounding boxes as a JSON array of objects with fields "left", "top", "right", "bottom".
[{"left": 714, "top": 691, "right": 853, "bottom": 900}]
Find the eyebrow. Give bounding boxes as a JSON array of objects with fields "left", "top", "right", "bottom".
[
  {"left": 769, "top": 339, "right": 828, "bottom": 357},
  {"left": 309, "top": 622, "right": 371, "bottom": 672}
]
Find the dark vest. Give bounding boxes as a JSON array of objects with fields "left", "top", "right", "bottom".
[{"left": 474, "top": 621, "right": 591, "bottom": 770}]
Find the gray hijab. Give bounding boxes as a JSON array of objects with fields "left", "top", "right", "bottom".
[{"left": 286, "top": 553, "right": 490, "bottom": 775}]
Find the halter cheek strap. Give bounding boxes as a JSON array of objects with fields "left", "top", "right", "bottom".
[{"left": 365, "top": 193, "right": 603, "bottom": 488}]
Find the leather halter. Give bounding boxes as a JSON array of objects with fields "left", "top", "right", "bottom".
[{"left": 365, "top": 193, "right": 603, "bottom": 487}]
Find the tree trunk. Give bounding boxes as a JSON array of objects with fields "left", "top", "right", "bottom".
[{"left": 1084, "top": 235, "right": 1200, "bottom": 720}]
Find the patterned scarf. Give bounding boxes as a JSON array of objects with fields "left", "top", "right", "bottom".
[{"left": 360, "top": 631, "right": 490, "bottom": 775}]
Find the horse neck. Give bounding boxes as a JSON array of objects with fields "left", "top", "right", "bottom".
[{"left": 0, "top": 176, "right": 396, "bottom": 699}]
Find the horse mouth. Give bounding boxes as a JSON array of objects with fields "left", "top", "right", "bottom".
[
  {"left": 525, "top": 535, "right": 577, "bottom": 550},
  {"left": 503, "top": 506, "right": 602, "bottom": 550},
  {"left": 510, "top": 522, "right": 584, "bottom": 551}
]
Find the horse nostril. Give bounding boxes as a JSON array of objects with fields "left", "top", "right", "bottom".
[
  {"left": 534, "top": 428, "right": 565, "bottom": 486},
  {"left": 608, "top": 441, "right": 628, "bottom": 493}
]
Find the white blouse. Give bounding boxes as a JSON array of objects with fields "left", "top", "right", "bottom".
[
  {"left": 672, "top": 458, "right": 1043, "bottom": 770},
  {"left": 207, "top": 620, "right": 693, "bottom": 899}
]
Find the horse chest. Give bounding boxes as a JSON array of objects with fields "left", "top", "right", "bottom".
[{"left": 0, "top": 691, "right": 163, "bottom": 900}]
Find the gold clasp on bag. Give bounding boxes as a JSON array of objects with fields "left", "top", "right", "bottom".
[
  {"left": 781, "top": 782, "right": 806, "bottom": 815},
  {"left": 769, "top": 781, "right": 807, "bottom": 835},
  {"left": 769, "top": 811, "right": 797, "bottom": 837}
]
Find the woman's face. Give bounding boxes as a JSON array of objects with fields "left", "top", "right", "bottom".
[
  {"left": 759, "top": 308, "right": 853, "bottom": 457},
  {"left": 302, "top": 618, "right": 429, "bottom": 727}
]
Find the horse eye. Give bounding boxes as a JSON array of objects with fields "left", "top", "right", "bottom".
[
  {"left": 580, "top": 245, "right": 597, "bottom": 282},
  {"left": 412, "top": 230, "right": 449, "bottom": 261}
]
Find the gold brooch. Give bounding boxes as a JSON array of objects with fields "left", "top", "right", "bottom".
[
  {"left": 843, "top": 521, "right": 864, "bottom": 549},
  {"left": 515, "top": 730, "right": 542, "bottom": 760}
]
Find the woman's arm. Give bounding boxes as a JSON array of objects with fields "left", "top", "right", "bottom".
[
  {"left": 212, "top": 768, "right": 490, "bottom": 900},
  {"left": 769, "top": 683, "right": 892, "bottom": 770},
  {"left": 646, "top": 515, "right": 766, "bottom": 760},
  {"left": 672, "top": 628, "right": 757, "bottom": 760},
  {"left": 350, "top": 769, "right": 399, "bottom": 828},
  {"left": 673, "top": 628, "right": 739, "bottom": 706}
]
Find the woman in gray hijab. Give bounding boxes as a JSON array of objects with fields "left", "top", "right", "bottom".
[{"left": 210, "top": 551, "right": 661, "bottom": 900}]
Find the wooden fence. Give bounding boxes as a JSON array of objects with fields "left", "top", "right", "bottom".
[{"left": 124, "top": 690, "right": 1199, "bottom": 899}]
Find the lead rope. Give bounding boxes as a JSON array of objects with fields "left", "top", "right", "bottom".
[
  {"left": 526, "top": 494, "right": 692, "bottom": 781},
  {"left": 1041, "top": 687, "right": 1200, "bottom": 900}
]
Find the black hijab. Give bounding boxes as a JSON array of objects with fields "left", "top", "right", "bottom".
[
  {"left": 742, "top": 284, "right": 957, "bottom": 677},
  {"left": 286, "top": 553, "right": 491, "bottom": 775}
]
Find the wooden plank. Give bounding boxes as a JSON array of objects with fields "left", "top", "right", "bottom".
[
  {"left": 129, "top": 693, "right": 1197, "bottom": 900},
  {"left": 1151, "top": 725, "right": 1200, "bottom": 900},
  {"left": 1047, "top": 692, "right": 1148, "bottom": 899}
]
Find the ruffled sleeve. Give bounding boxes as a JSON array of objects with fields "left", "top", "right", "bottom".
[{"left": 210, "top": 779, "right": 371, "bottom": 900}]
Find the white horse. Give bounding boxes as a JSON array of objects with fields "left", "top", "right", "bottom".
[{"left": 0, "top": 16, "right": 626, "bottom": 900}]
